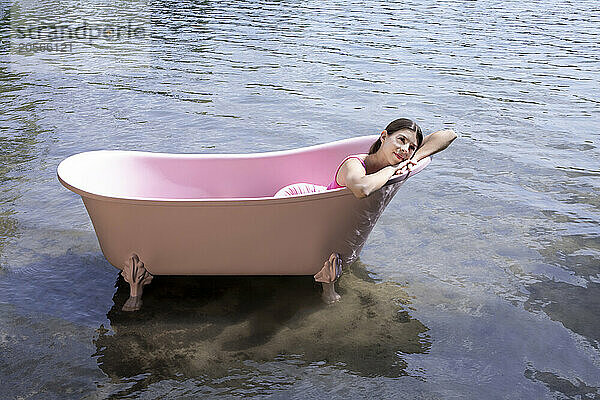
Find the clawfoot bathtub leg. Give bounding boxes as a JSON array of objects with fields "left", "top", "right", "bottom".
[
  {"left": 314, "top": 252, "right": 342, "bottom": 304},
  {"left": 121, "top": 253, "right": 153, "bottom": 312}
]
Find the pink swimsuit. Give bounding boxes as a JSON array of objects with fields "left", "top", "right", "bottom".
[
  {"left": 326, "top": 154, "right": 367, "bottom": 190},
  {"left": 274, "top": 154, "right": 367, "bottom": 197}
]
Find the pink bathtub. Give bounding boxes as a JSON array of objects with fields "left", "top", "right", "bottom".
[{"left": 57, "top": 134, "right": 430, "bottom": 309}]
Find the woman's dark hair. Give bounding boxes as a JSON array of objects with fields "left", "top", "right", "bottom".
[{"left": 368, "top": 118, "right": 423, "bottom": 155}]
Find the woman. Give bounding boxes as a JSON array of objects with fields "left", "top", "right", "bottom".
[
  {"left": 314, "top": 118, "right": 456, "bottom": 303},
  {"left": 328, "top": 118, "right": 456, "bottom": 198},
  {"left": 277, "top": 118, "right": 457, "bottom": 303},
  {"left": 274, "top": 118, "right": 456, "bottom": 199}
]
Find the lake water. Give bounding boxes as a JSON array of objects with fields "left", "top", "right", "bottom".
[{"left": 1, "top": 0, "right": 599, "bottom": 398}]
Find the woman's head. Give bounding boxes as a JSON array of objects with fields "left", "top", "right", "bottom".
[{"left": 368, "top": 118, "right": 423, "bottom": 163}]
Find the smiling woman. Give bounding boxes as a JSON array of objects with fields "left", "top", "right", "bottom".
[
  {"left": 275, "top": 118, "right": 456, "bottom": 200},
  {"left": 335, "top": 118, "right": 456, "bottom": 199},
  {"left": 275, "top": 118, "right": 457, "bottom": 303}
]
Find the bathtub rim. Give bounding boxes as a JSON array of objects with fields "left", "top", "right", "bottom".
[{"left": 57, "top": 135, "right": 431, "bottom": 206}]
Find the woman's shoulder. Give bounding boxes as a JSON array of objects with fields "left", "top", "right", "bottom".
[{"left": 340, "top": 154, "right": 367, "bottom": 169}]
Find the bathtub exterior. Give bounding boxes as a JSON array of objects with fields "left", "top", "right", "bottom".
[{"left": 58, "top": 135, "right": 430, "bottom": 275}]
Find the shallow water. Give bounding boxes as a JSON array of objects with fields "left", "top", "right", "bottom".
[{"left": 1, "top": 0, "right": 599, "bottom": 398}]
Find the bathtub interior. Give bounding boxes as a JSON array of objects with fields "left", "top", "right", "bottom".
[{"left": 57, "top": 135, "right": 385, "bottom": 200}]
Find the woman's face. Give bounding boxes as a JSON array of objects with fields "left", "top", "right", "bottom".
[{"left": 380, "top": 128, "right": 418, "bottom": 165}]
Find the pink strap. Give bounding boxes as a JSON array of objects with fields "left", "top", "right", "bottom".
[{"left": 333, "top": 155, "right": 366, "bottom": 188}]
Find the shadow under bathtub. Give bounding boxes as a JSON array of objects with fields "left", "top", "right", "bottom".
[{"left": 95, "top": 260, "right": 431, "bottom": 390}]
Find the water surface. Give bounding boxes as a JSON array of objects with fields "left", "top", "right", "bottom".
[{"left": 1, "top": 0, "right": 599, "bottom": 398}]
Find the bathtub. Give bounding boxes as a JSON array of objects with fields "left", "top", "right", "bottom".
[{"left": 57, "top": 134, "right": 430, "bottom": 309}]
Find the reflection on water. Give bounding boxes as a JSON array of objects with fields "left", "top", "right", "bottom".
[
  {"left": 0, "top": 211, "right": 18, "bottom": 269},
  {"left": 525, "top": 365, "right": 600, "bottom": 399},
  {"left": 95, "top": 261, "right": 430, "bottom": 395},
  {"left": 0, "top": 61, "right": 44, "bottom": 263},
  {"left": 537, "top": 234, "right": 600, "bottom": 280},
  {"left": 526, "top": 280, "right": 600, "bottom": 348},
  {"left": 524, "top": 232, "right": 600, "bottom": 348}
]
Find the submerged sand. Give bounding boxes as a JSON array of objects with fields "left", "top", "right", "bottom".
[{"left": 95, "top": 261, "right": 431, "bottom": 384}]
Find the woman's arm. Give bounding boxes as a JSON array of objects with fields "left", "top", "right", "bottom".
[
  {"left": 340, "top": 158, "right": 416, "bottom": 199},
  {"left": 412, "top": 129, "right": 457, "bottom": 162}
]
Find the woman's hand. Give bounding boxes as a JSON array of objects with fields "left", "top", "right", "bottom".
[{"left": 393, "top": 159, "right": 417, "bottom": 175}]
